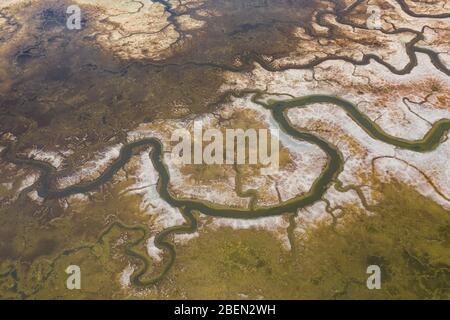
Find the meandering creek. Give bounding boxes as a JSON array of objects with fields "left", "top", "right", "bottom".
[{"left": 3, "top": 93, "right": 449, "bottom": 286}]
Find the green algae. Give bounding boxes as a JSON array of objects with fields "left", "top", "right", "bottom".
[{"left": 158, "top": 182, "right": 449, "bottom": 299}]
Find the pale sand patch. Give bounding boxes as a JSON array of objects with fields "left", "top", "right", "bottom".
[
  {"left": 74, "top": 0, "right": 207, "bottom": 60},
  {"left": 221, "top": 53, "right": 450, "bottom": 141},
  {"left": 128, "top": 149, "right": 186, "bottom": 231},
  {"left": 120, "top": 264, "right": 134, "bottom": 288},
  {"left": 209, "top": 215, "right": 292, "bottom": 251},
  {"left": 57, "top": 144, "right": 123, "bottom": 188},
  {"left": 146, "top": 236, "right": 163, "bottom": 262},
  {"left": 287, "top": 103, "right": 450, "bottom": 209},
  {"left": 27, "top": 148, "right": 64, "bottom": 169}
]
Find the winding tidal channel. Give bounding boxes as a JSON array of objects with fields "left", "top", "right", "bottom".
[{"left": 3, "top": 93, "right": 450, "bottom": 287}]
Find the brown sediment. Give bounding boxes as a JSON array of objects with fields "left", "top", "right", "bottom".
[
  {"left": 0, "top": 0, "right": 449, "bottom": 298},
  {"left": 0, "top": 0, "right": 322, "bottom": 171},
  {"left": 2, "top": 0, "right": 448, "bottom": 171}
]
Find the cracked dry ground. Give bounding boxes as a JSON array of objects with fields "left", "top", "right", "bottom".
[{"left": 0, "top": 0, "right": 449, "bottom": 299}]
